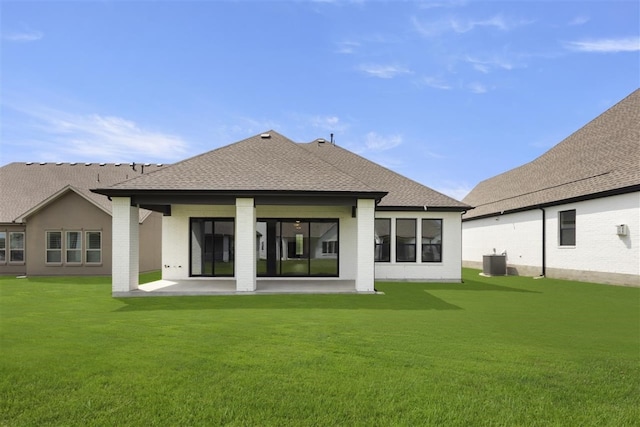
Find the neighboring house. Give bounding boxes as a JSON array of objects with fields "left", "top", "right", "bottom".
[
  {"left": 0, "top": 162, "right": 165, "bottom": 276},
  {"left": 462, "top": 89, "right": 640, "bottom": 286},
  {"left": 92, "top": 131, "right": 470, "bottom": 295}
]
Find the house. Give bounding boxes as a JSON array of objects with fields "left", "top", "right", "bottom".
[
  {"left": 462, "top": 89, "right": 640, "bottom": 286},
  {"left": 92, "top": 131, "right": 470, "bottom": 295},
  {"left": 0, "top": 162, "right": 165, "bottom": 276}
]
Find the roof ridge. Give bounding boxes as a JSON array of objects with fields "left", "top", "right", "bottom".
[
  {"left": 98, "top": 130, "right": 288, "bottom": 189},
  {"left": 471, "top": 171, "right": 612, "bottom": 208},
  {"left": 469, "top": 89, "right": 640, "bottom": 194},
  {"left": 299, "top": 141, "right": 466, "bottom": 205},
  {"left": 291, "top": 140, "right": 381, "bottom": 193}
]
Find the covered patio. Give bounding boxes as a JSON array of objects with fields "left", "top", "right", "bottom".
[{"left": 115, "top": 278, "right": 368, "bottom": 297}]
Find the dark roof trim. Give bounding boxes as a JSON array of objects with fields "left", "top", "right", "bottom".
[
  {"left": 376, "top": 205, "right": 470, "bottom": 212},
  {"left": 91, "top": 188, "right": 388, "bottom": 200},
  {"left": 463, "top": 184, "right": 640, "bottom": 222}
]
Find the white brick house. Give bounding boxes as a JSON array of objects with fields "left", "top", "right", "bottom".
[
  {"left": 462, "top": 90, "right": 640, "bottom": 287},
  {"left": 93, "top": 131, "right": 469, "bottom": 296}
]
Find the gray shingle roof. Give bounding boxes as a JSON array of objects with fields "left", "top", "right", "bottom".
[
  {"left": 104, "top": 131, "right": 380, "bottom": 194},
  {"left": 99, "top": 130, "right": 468, "bottom": 209},
  {"left": 300, "top": 141, "right": 469, "bottom": 209},
  {"left": 0, "top": 162, "right": 165, "bottom": 223},
  {"left": 463, "top": 89, "right": 640, "bottom": 220}
]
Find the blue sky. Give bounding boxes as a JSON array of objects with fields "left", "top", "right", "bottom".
[{"left": 1, "top": 0, "right": 638, "bottom": 200}]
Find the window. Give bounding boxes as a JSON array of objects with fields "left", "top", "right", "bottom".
[
  {"left": 396, "top": 219, "right": 416, "bottom": 262},
  {"left": 190, "top": 218, "right": 235, "bottom": 276},
  {"left": 322, "top": 241, "right": 337, "bottom": 254},
  {"left": 9, "top": 232, "right": 25, "bottom": 262},
  {"left": 256, "top": 219, "right": 339, "bottom": 277},
  {"left": 66, "top": 231, "right": 82, "bottom": 263},
  {"left": 374, "top": 219, "right": 391, "bottom": 262},
  {"left": 46, "top": 231, "right": 62, "bottom": 263},
  {"left": 0, "top": 232, "right": 5, "bottom": 263},
  {"left": 559, "top": 210, "right": 576, "bottom": 246},
  {"left": 86, "top": 231, "right": 102, "bottom": 263},
  {"left": 421, "top": 219, "right": 443, "bottom": 262}
]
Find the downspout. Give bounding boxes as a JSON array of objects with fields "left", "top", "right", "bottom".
[{"left": 539, "top": 207, "right": 546, "bottom": 277}]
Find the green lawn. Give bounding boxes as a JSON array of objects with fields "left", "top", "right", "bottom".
[{"left": 1, "top": 270, "right": 638, "bottom": 426}]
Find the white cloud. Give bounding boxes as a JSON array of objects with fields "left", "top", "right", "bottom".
[
  {"left": 465, "top": 55, "right": 518, "bottom": 73},
  {"left": 468, "top": 82, "right": 488, "bottom": 94},
  {"left": 564, "top": 37, "right": 640, "bottom": 53},
  {"left": 451, "top": 15, "right": 511, "bottom": 32},
  {"left": 358, "top": 63, "right": 412, "bottom": 78},
  {"left": 418, "top": 0, "right": 468, "bottom": 9},
  {"left": 413, "top": 14, "right": 533, "bottom": 37},
  {"left": 419, "top": 76, "right": 452, "bottom": 90},
  {"left": 411, "top": 16, "right": 453, "bottom": 37},
  {"left": 11, "top": 106, "right": 189, "bottom": 162},
  {"left": 433, "top": 182, "right": 472, "bottom": 200},
  {"left": 335, "top": 40, "right": 360, "bottom": 54},
  {"left": 364, "top": 132, "right": 402, "bottom": 151},
  {"left": 310, "top": 115, "right": 348, "bottom": 132},
  {"left": 3, "top": 30, "right": 43, "bottom": 42},
  {"left": 568, "top": 15, "right": 590, "bottom": 26}
]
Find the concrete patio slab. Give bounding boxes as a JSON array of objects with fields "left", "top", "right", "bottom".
[{"left": 114, "top": 279, "right": 373, "bottom": 297}]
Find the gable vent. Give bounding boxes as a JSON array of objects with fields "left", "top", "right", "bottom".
[{"left": 260, "top": 133, "right": 271, "bottom": 139}]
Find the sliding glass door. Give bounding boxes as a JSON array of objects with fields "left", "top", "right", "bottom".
[
  {"left": 256, "top": 219, "right": 338, "bottom": 277},
  {"left": 190, "top": 218, "right": 234, "bottom": 276}
]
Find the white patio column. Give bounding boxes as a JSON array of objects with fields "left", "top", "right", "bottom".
[
  {"left": 356, "top": 198, "right": 376, "bottom": 292},
  {"left": 112, "top": 197, "right": 139, "bottom": 294},
  {"left": 235, "top": 197, "right": 256, "bottom": 291}
]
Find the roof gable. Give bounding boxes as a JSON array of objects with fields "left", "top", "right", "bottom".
[
  {"left": 0, "top": 162, "right": 165, "bottom": 223},
  {"left": 463, "top": 89, "right": 640, "bottom": 219},
  {"left": 98, "top": 131, "right": 468, "bottom": 209}
]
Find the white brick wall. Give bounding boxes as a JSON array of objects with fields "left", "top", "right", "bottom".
[
  {"left": 112, "top": 197, "right": 139, "bottom": 293},
  {"left": 462, "top": 209, "right": 542, "bottom": 272},
  {"left": 356, "top": 199, "right": 375, "bottom": 291},
  {"left": 161, "top": 201, "right": 465, "bottom": 286},
  {"left": 545, "top": 193, "right": 639, "bottom": 276},
  {"left": 462, "top": 192, "right": 640, "bottom": 285},
  {"left": 162, "top": 205, "right": 235, "bottom": 280},
  {"left": 375, "top": 211, "right": 463, "bottom": 282},
  {"left": 235, "top": 198, "right": 256, "bottom": 291}
]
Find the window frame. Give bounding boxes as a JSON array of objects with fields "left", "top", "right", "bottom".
[
  {"left": 395, "top": 218, "right": 417, "bottom": 263},
  {"left": 65, "top": 230, "right": 83, "bottom": 264},
  {"left": 189, "top": 218, "right": 236, "bottom": 277},
  {"left": 559, "top": 210, "right": 576, "bottom": 247},
  {"left": 421, "top": 219, "right": 443, "bottom": 263},
  {"left": 46, "top": 231, "right": 63, "bottom": 265},
  {"left": 9, "top": 231, "right": 25, "bottom": 263},
  {"left": 374, "top": 218, "right": 391, "bottom": 263},
  {"left": 0, "top": 231, "right": 6, "bottom": 264},
  {"left": 85, "top": 231, "right": 102, "bottom": 264}
]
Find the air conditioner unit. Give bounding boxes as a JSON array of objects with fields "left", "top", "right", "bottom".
[{"left": 616, "top": 224, "right": 628, "bottom": 236}]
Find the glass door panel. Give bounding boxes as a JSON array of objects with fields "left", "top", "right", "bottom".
[{"left": 310, "top": 222, "right": 338, "bottom": 276}]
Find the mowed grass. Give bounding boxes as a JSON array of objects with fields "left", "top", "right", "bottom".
[{"left": 1, "top": 270, "right": 638, "bottom": 426}]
